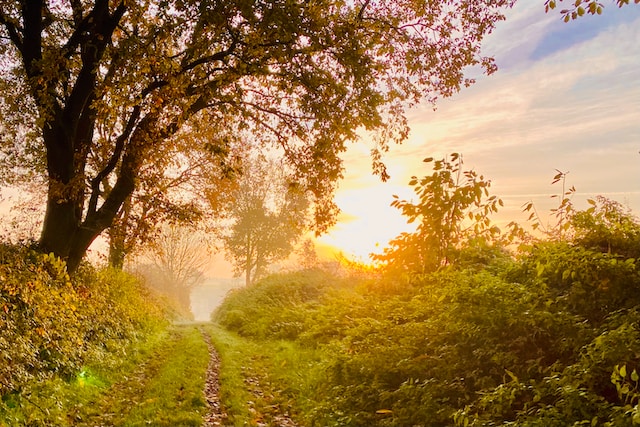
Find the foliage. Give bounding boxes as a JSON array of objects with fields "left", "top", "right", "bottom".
[
  {"left": 0, "top": 245, "right": 86, "bottom": 395},
  {"left": 0, "top": 0, "right": 513, "bottom": 272},
  {"left": 213, "top": 269, "right": 338, "bottom": 340},
  {"left": 373, "top": 153, "right": 502, "bottom": 274},
  {"left": 222, "top": 156, "right": 310, "bottom": 286},
  {"left": 545, "top": 0, "right": 640, "bottom": 22},
  {"left": 455, "top": 309, "right": 640, "bottom": 427},
  {"left": 522, "top": 169, "right": 576, "bottom": 239},
  {"left": 0, "top": 243, "right": 168, "bottom": 419},
  {"left": 212, "top": 183, "right": 640, "bottom": 427},
  {"left": 572, "top": 196, "right": 640, "bottom": 258},
  {"left": 106, "top": 129, "right": 244, "bottom": 269}
]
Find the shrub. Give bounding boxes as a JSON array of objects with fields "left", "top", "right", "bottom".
[
  {"left": 0, "top": 243, "right": 167, "bottom": 398},
  {"left": 212, "top": 269, "right": 338, "bottom": 340}
]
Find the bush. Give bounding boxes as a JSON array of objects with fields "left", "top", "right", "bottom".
[
  {"left": 212, "top": 269, "right": 338, "bottom": 340},
  {"left": 0, "top": 243, "right": 167, "bottom": 398},
  {"left": 0, "top": 245, "right": 86, "bottom": 394}
]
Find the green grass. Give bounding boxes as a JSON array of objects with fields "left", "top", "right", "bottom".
[
  {"left": 118, "top": 325, "right": 209, "bottom": 427},
  {"left": 1, "top": 325, "right": 211, "bottom": 427},
  {"left": 204, "top": 323, "right": 327, "bottom": 426}
]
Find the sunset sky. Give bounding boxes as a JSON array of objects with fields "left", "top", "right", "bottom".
[{"left": 317, "top": 1, "right": 640, "bottom": 261}]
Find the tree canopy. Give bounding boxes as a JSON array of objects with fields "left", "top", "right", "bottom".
[
  {"left": 0, "top": 0, "right": 513, "bottom": 272},
  {"left": 545, "top": 0, "right": 640, "bottom": 21}
]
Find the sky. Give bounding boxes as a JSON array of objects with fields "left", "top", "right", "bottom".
[
  {"left": 317, "top": 1, "right": 640, "bottom": 261},
  {"left": 1, "top": 2, "right": 638, "bottom": 282}
]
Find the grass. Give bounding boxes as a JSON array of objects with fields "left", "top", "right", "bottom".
[
  {"left": 117, "top": 325, "right": 210, "bottom": 427},
  {"left": 1, "top": 324, "right": 211, "bottom": 427},
  {"left": 204, "top": 323, "right": 327, "bottom": 426},
  {"left": 2, "top": 322, "right": 327, "bottom": 427}
]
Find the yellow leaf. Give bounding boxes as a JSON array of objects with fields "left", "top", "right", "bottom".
[{"left": 376, "top": 409, "right": 393, "bottom": 415}]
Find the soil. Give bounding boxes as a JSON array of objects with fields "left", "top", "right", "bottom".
[
  {"left": 200, "top": 327, "right": 298, "bottom": 427},
  {"left": 201, "top": 329, "right": 228, "bottom": 426}
]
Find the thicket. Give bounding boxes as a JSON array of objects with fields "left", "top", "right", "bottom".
[
  {"left": 0, "top": 243, "right": 168, "bottom": 423},
  {"left": 213, "top": 158, "right": 640, "bottom": 427}
]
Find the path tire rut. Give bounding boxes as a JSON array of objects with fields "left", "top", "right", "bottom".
[{"left": 201, "top": 328, "right": 228, "bottom": 426}]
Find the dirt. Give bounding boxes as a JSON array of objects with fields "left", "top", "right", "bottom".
[
  {"left": 200, "top": 327, "right": 298, "bottom": 427},
  {"left": 201, "top": 329, "right": 228, "bottom": 427}
]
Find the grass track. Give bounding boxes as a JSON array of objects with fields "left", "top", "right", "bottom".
[
  {"left": 79, "top": 324, "right": 210, "bottom": 427},
  {"left": 1, "top": 324, "right": 211, "bottom": 427},
  {"left": 203, "top": 324, "right": 326, "bottom": 427}
]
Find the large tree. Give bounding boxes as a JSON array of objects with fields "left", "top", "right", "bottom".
[{"left": 0, "top": 0, "right": 513, "bottom": 272}]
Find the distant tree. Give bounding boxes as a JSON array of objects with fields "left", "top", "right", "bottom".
[
  {"left": 297, "top": 239, "right": 320, "bottom": 271},
  {"left": 134, "top": 225, "right": 208, "bottom": 316},
  {"left": 0, "top": 0, "right": 514, "bottom": 273},
  {"left": 223, "top": 157, "right": 309, "bottom": 286},
  {"left": 545, "top": 0, "right": 640, "bottom": 21},
  {"left": 373, "top": 153, "right": 502, "bottom": 274}
]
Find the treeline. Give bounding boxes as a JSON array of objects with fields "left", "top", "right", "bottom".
[
  {"left": 0, "top": 244, "right": 169, "bottom": 425},
  {"left": 213, "top": 195, "right": 640, "bottom": 426}
]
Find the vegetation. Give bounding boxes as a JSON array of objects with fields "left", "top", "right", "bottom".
[
  {"left": 0, "top": 0, "right": 638, "bottom": 423},
  {"left": 0, "top": 243, "right": 173, "bottom": 426},
  {"left": 545, "top": 0, "right": 640, "bottom": 21},
  {"left": 0, "top": 0, "right": 514, "bottom": 272},
  {"left": 211, "top": 166, "right": 640, "bottom": 427},
  {"left": 2, "top": 153, "right": 640, "bottom": 427},
  {"left": 222, "top": 156, "right": 310, "bottom": 286}
]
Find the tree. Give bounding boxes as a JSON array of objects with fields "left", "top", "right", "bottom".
[
  {"left": 373, "top": 153, "right": 502, "bottom": 274},
  {"left": 133, "top": 224, "right": 208, "bottom": 316},
  {"left": 106, "top": 128, "right": 243, "bottom": 269},
  {"left": 0, "top": 0, "right": 513, "bottom": 273},
  {"left": 545, "top": 0, "right": 640, "bottom": 21},
  {"left": 223, "top": 156, "right": 309, "bottom": 286}
]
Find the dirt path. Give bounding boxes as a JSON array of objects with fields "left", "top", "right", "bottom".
[
  {"left": 200, "top": 326, "right": 299, "bottom": 427},
  {"left": 201, "top": 328, "right": 228, "bottom": 426},
  {"left": 241, "top": 370, "right": 299, "bottom": 427}
]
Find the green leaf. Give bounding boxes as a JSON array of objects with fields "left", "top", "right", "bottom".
[
  {"left": 631, "top": 369, "right": 639, "bottom": 382},
  {"left": 621, "top": 365, "right": 628, "bottom": 378}
]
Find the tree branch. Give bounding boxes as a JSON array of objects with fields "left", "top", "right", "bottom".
[
  {"left": 87, "top": 105, "right": 141, "bottom": 217},
  {"left": 0, "top": 10, "right": 23, "bottom": 53}
]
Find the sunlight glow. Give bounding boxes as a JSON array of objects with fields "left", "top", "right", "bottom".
[{"left": 317, "top": 3, "right": 640, "bottom": 261}]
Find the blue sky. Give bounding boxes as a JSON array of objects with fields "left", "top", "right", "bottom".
[{"left": 319, "top": 2, "right": 640, "bottom": 260}]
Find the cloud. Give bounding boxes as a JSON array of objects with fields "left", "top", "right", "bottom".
[{"left": 325, "top": 4, "right": 640, "bottom": 258}]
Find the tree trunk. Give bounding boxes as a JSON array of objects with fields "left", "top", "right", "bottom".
[
  {"left": 38, "top": 116, "right": 87, "bottom": 262},
  {"left": 41, "top": 114, "right": 159, "bottom": 273}
]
